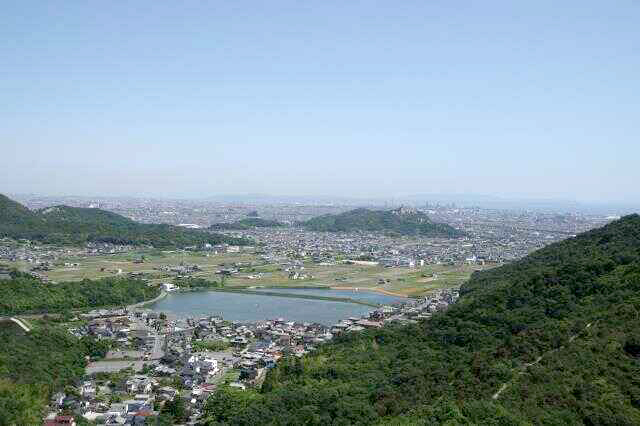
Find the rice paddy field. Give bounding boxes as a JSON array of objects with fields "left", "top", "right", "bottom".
[{"left": 8, "top": 249, "right": 493, "bottom": 297}]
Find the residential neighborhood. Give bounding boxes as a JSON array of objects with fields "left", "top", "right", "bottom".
[{"left": 42, "top": 288, "right": 458, "bottom": 424}]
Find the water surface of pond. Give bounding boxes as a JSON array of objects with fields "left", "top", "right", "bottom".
[{"left": 148, "top": 288, "right": 404, "bottom": 324}]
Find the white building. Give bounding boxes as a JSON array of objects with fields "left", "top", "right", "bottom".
[{"left": 162, "top": 282, "right": 178, "bottom": 292}]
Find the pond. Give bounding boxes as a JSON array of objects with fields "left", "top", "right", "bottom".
[{"left": 147, "top": 287, "right": 405, "bottom": 325}]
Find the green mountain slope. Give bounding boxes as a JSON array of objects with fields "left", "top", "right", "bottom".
[
  {"left": 0, "top": 194, "right": 44, "bottom": 233},
  {"left": 201, "top": 214, "right": 640, "bottom": 425},
  {"left": 300, "top": 207, "right": 464, "bottom": 237},
  {"left": 0, "top": 321, "right": 111, "bottom": 425},
  {"left": 0, "top": 194, "right": 39, "bottom": 223},
  {"left": 0, "top": 270, "right": 161, "bottom": 316},
  {"left": 0, "top": 194, "right": 246, "bottom": 248},
  {"left": 0, "top": 271, "right": 160, "bottom": 422},
  {"left": 210, "top": 218, "right": 284, "bottom": 230},
  {"left": 40, "top": 204, "right": 136, "bottom": 226}
]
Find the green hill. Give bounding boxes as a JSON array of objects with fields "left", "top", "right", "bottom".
[
  {"left": 210, "top": 217, "right": 284, "bottom": 230},
  {"left": 0, "top": 270, "right": 161, "bottom": 316},
  {"left": 0, "top": 194, "right": 246, "bottom": 248},
  {"left": 201, "top": 214, "right": 640, "bottom": 425},
  {"left": 39, "top": 204, "right": 136, "bottom": 226},
  {"left": 0, "top": 272, "right": 160, "bottom": 423},
  {"left": 300, "top": 207, "right": 464, "bottom": 237},
  {"left": 0, "top": 194, "right": 42, "bottom": 228},
  {"left": 0, "top": 323, "right": 92, "bottom": 425}
]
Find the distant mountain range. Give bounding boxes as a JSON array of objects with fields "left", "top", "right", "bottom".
[
  {"left": 299, "top": 207, "right": 465, "bottom": 237},
  {"left": 202, "top": 193, "right": 639, "bottom": 214},
  {"left": 12, "top": 192, "right": 638, "bottom": 215},
  {"left": 0, "top": 194, "right": 245, "bottom": 248}
]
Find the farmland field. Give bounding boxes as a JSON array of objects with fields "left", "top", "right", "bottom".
[{"left": 6, "top": 249, "right": 493, "bottom": 297}]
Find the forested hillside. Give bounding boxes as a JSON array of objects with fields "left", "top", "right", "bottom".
[
  {"left": 0, "top": 194, "right": 247, "bottom": 248},
  {"left": 301, "top": 208, "right": 464, "bottom": 237},
  {"left": 0, "top": 323, "right": 103, "bottom": 425},
  {"left": 0, "top": 272, "right": 155, "bottom": 422},
  {"left": 201, "top": 214, "right": 640, "bottom": 425},
  {"left": 0, "top": 271, "right": 160, "bottom": 315}
]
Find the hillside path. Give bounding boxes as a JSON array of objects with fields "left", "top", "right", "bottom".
[{"left": 492, "top": 321, "right": 595, "bottom": 400}]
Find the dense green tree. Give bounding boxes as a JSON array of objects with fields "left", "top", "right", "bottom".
[
  {"left": 81, "top": 335, "right": 112, "bottom": 360},
  {"left": 0, "top": 380, "right": 46, "bottom": 426},
  {"left": 147, "top": 414, "right": 174, "bottom": 425},
  {"left": 173, "top": 277, "right": 222, "bottom": 290},
  {"left": 0, "top": 323, "right": 93, "bottom": 423},
  {"left": 200, "top": 387, "right": 262, "bottom": 425},
  {"left": 0, "top": 272, "right": 160, "bottom": 315},
  {"left": 192, "top": 340, "right": 230, "bottom": 352},
  {"left": 161, "top": 397, "right": 187, "bottom": 422}
]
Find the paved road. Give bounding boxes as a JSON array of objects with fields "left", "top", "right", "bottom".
[
  {"left": 0, "top": 317, "right": 33, "bottom": 332},
  {"left": 9, "top": 318, "right": 31, "bottom": 332},
  {"left": 150, "top": 335, "right": 165, "bottom": 360},
  {"left": 127, "top": 290, "right": 167, "bottom": 309},
  {"left": 86, "top": 360, "right": 158, "bottom": 374},
  {"left": 106, "top": 350, "right": 144, "bottom": 359}
]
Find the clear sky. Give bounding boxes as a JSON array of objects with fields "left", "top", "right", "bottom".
[{"left": 2, "top": 1, "right": 639, "bottom": 202}]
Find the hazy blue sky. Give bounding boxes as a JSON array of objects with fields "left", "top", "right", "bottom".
[{"left": 2, "top": 1, "right": 639, "bottom": 202}]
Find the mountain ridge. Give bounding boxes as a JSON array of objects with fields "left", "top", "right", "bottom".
[{"left": 0, "top": 194, "right": 245, "bottom": 248}]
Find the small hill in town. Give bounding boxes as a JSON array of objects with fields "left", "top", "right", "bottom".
[{"left": 300, "top": 207, "right": 464, "bottom": 237}]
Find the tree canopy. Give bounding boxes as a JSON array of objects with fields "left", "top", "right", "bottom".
[
  {"left": 0, "top": 271, "right": 160, "bottom": 316},
  {"left": 0, "top": 323, "right": 102, "bottom": 424}
]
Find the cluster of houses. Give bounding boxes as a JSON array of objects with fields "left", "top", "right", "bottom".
[
  {"left": 221, "top": 226, "right": 494, "bottom": 268},
  {"left": 47, "top": 376, "right": 161, "bottom": 425},
  {"left": 214, "top": 207, "right": 608, "bottom": 267},
  {"left": 153, "top": 263, "right": 201, "bottom": 275},
  {"left": 47, "top": 287, "right": 460, "bottom": 424},
  {"left": 0, "top": 240, "right": 132, "bottom": 267},
  {"left": 201, "top": 243, "right": 243, "bottom": 254},
  {"left": 331, "top": 288, "right": 458, "bottom": 332}
]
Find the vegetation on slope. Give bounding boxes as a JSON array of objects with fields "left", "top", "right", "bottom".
[
  {"left": 201, "top": 214, "right": 640, "bottom": 425},
  {"left": 300, "top": 207, "right": 464, "bottom": 237},
  {"left": 210, "top": 218, "right": 284, "bottom": 230},
  {"left": 0, "top": 271, "right": 160, "bottom": 315},
  {"left": 0, "top": 270, "right": 145, "bottom": 422},
  {"left": 0, "top": 194, "right": 246, "bottom": 248},
  {"left": 0, "top": 323, "right": 107, "bottom": 425}
]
